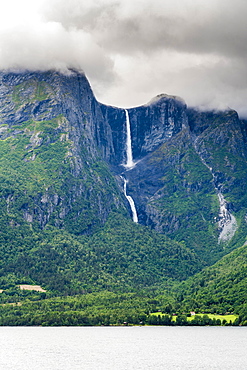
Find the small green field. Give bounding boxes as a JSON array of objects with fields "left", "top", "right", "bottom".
[
  {"left": 186, "top": 314, "right": 238, "bottom": 323},
  {"left": 151, "top": 312, "right": 238, "bottom": 324}
]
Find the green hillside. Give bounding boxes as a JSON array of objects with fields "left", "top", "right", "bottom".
[
  {"left": 0, "top": 213, "right": 201, "bottom": 300},
  {"left": 176, "top": 241, "right": 247, "bottom": 321}
]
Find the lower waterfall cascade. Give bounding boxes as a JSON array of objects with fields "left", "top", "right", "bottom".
[{"left": 121, "top": 176, "right": 138, "bottom": 223}]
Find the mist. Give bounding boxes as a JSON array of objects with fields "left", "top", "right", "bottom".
[{"left": 1, "top": 0, "right": 247, "bottom": 116}]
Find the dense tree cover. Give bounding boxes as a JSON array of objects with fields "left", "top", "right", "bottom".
[
  {"left": 175, "top": 242, "right": 247, "bottom": 316},
  {"left": 0, "top": 291, "right": 241, "bottom": 326},
  {"left": 0, "top": 291, "right": 152, "bottom": 326},
  {"left": 0, "top": 212, "right": 202, "bottom": 298}
]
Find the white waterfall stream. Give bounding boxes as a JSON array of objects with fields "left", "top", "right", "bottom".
[
  {"left": 121, "top": 176, "right": 138, "bottom": 223},
  {"left": 121, "top": 109, "right": 138, "bottom": 223},
  {"left": 124, "top": 109, "right": 135, "bottom": 169}
]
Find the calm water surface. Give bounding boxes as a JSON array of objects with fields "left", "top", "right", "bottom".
[{"left": 0, "top": 326, "right": 246, "bottom": 369}]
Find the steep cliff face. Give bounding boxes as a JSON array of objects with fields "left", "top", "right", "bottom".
[
  {"left": 188, "top": 109, "right": 247, "bottom": 243},
  {"left": 0, "top": 70, "right": 127, "bottom": 234},
  {"left": 0, "top": 70, "right": 113, "bottom": 162},
  {"left": 1, "top": 69, "right": 247, "bottom": 265},
  {"left": 129, "top": 94, "right": 187, "bottom": 159},
  {"left": 125, "top": 105, "right": 247, "bottom": 261},
  {"left": 94, "top": 94, "right": 187, "bottom": 169}
]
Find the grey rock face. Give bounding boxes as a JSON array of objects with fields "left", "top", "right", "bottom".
[
  {"left": 129, "top": 95, "right": 187, "bottom": 159},
  {"left": 95, "top": 94, "right": 188, "bottom": 167}
]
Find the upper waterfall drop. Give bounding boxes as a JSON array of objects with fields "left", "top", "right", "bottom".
[{"left": 124, "top": 109, "right": 135, "bottom": 169}]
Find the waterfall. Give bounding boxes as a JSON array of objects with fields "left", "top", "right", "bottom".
[
  {"left": 218, "top": 192, "right": 238, "bottom": 243},
  {"left": 124, "top": 109, "right": 135, "bottom": 169},
  {"left": 193, "top": 138, "right": 238, "bottom": 243},
  {"left": 121, "top": 109, "right": 138, "bottom": 223},
  {"left": 121, "top": 176, "right": 138, "bottom": 223}
]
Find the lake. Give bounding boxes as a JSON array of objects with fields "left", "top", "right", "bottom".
[{"left": 0, "top": 326, "right": 246, "bottom": 369}]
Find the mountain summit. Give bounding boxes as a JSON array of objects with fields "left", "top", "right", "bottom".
[{"left": 0, "top": 69, "right": 247, "bottom": 295}]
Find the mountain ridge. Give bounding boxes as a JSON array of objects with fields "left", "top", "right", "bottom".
[
  {"left": 0, "top": 69, "right": 246, "bottom": 317},
  {"left": 1, "top": 68, "right": 247, "bottom": 249}
]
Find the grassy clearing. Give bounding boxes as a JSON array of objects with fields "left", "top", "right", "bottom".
[
  {"left": 187, "top": 314, "right": 238, "bottom": 323},
  {"left": 151, "top": 312, "right": 238, "bottom": 323}
]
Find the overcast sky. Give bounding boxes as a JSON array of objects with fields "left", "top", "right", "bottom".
[{"left": 1, "top": 0, "right": 247, "bottom": 116}]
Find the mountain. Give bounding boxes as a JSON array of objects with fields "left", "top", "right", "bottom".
[
  {"left": 0, "top": 69, "right": 201, "bottom": 296},
  {"left": 0, "top": 69, "right": 247, "bottom": 306},
  {"left": 176, "top": 241, "right": 247, "bottom": 318},
  {"left": 126, "top": 106, "right": 247, "bottom": 263}
]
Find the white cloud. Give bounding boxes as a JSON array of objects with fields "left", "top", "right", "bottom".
[
  {"left": 1, "top": 0, "right": 247, "bottom": 116},
  {"left": 0, "top": 10, "right": 114, "bottom": 84}
]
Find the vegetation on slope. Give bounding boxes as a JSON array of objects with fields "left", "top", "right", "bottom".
[
  {"left": 0, "top": 212, "right": 202, "bottom": 299},
  {"left": 175, "top": 242, "right": 247, "bottom": 319},
  {"left": 130, "top": 129, "right": 220, "bottom": 263},
  {"left": 0, "top": 290, "right": 242, "bottom": 326}
]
